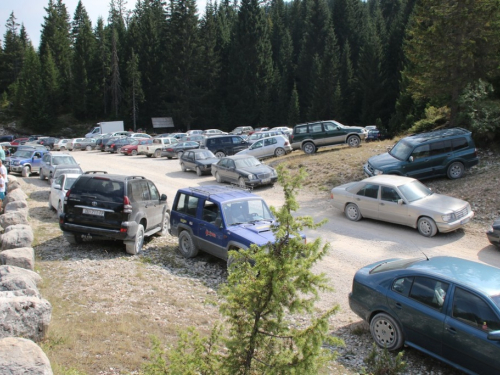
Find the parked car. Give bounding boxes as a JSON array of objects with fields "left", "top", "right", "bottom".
[
  {"left": 231, "top": 126, "right": 254, "bottom": 135},
  {"left": 186, "top": 130, "right": 204, "bottom": 135},
  {"left": 39, "top": 152, "right": 79, "bottom": 181},
  {"left": 107, "top": 137, "right": 134, "bottom": 153},
  {"left": 331, "top": 175, "right": 474, "bottom": 237},
  {"left": 180, "top": 135, "right": 205, "bottom": 144},
  {"left": 201, "top": 135, "right": 250, "bottom": 158},
  {"left": 179, "top": 149, "right": 219, "bottom": 176},
  {"left": 364, "top": 125, "right": 381, "bottom": 142},
  {"left": 0, "top": 135, "right": 15, "bottom": 143},
  {"left": 120, "top": 139, "right": 147, "bottom": 156},
  {"left": 364, "top": 128, "right": 479, "bottom": 180},
  {"left": 48, "top": 172, "right": 82, "bottom": 214},
  {"left": 170, "top": 133, "right": 188, "bottom": 140},
  {"left": 139, "top": 137, "right": 178, "bottom": 158},
  {"left": 247, "top": 130, "right": 285, "bottom": 144},
  {"left": 51, "top": 164, "right": 84, "bottom": 182},
  {"left": 9, "top": 147, "right": 48, "bottom": 177},
  {"left": 59, "top": 173, "right": 170, "bottom": 254},
  {"left": 236, "top": 135, "right": 292, "bottom": 159},
  {"left": 73, "top": 138, "right": 97, "bottom": 151},
  {"left": 211, "top": 155, "right": 278, "bottom": 187},
  {"left": 170, "top": 185, "right": 281, "bottom": 263},
  {"left": 350, "top": 256, "right": 500, "bottom": 374},
  {"left": 251, "top": 127, "right": 270, "bottom": 134},
  {"left": 67, "top": 138, "right": 87, "bottom": 151},
  {"left": 37, "top": 137, "right": 59, "bottom": 150},
  {"left": 291, "top": 120, "right": 366, "bottom": 154},
  {"left": 11, "top": 138, "right": 29, "bottom": 146},
  {"left": 104, "top": 136, "right": 126, "bottom": 152},
  {"left": 162, "top": 141, "right": 200, "bottom": 159},
  {"left": 53, "top": 139, "right": 71, "bottom": 151},
  {"left": 203, "top": 129, "right": 228, "bottom": 137},
  {"left": 96, "top": 136, "right": 113, "bottom": 152},
  {"left": 487, "top": 218, "right": 500, "bottom": 248},
  {"left": 129, "top": 133, "right": 151, "bottom": 138}
]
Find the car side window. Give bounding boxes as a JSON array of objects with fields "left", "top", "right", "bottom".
[
  {"left": 356, "top": 183, "right": 379, "bottom": 199},
  {"left": 310, "top": 124, "right": 322, "bottom": 133},
  {"left": 381, "top": 186, "right": 401, "bottom": 203},
  {"left": 264, "top": 138, "right": 275, "bottom": 146},
  {"left": 43, "top": 154, "right": 50, "bottom": 163},
  {"left": 452, "top": 287, "right": 500, "bottom": 331},
  {"left": 412, "top": 144, "right": 430, "bottom": 159},
  {"left": 392, "top": 277, "right": 414, "bottom": 296},
  {"left": 202, "top": 200, "right": 220, "bottom": 224},
  {"left": 451, "top": 137, "right": 468, "bottom": 151},
  {"left": 130, "top": 181, "right": 150, "bottom": 201},
  {"left": 148, "top": 181, "right": 159, "bottom": 200},
  {"left": 175, "top": 193, "right": 199, "bottom": 217},
  {"left": 231, "top": 137, "right": 242, "bottom": 144},
  {"left": 218, "top": 159, "right": 228, "bottom": 168},
  {"left": 253, "top": 140, "right": 263, "bottom": 149},
  {"left": 409, "top": 277, "right": 449, "bottom": 311},
  {"left": 55, "top": 175, "right": 64, "bottom": 186},
  {"left": 295, "top": 126, "right": 308, "bottom": 134},
  {"left": 227, "top": 160, "right": 235, "bottom": 169},
  {"left": 323, "top": 123, "right": 337, "bottom": 131},
  {"left": 429, "top": 140, "right": 451, "bottom": 156}
]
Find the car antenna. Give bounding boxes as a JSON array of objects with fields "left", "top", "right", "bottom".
[{"left": 421, "top": 251, "right": 429, "bottom": 261}]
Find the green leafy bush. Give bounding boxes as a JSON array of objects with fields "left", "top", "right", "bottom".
[{"left": 363, "top": 343, "right": 407, "bottom": 375}]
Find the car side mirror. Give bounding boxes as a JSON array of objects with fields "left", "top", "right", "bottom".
[
  {"left": 397, "top": 199, "right": 404, "bottom": 205},
  {"left": 160, "top": 194, "right": 167, "bottom": 201},
  {"left": 487, "top": 330, "right": 500, "bottom": 341},
  {"left": 408, "top": 156, "right": 414, "bottom": 162},
  {"left": 53, "top": 184, "right": 62, "bottom": 190}
]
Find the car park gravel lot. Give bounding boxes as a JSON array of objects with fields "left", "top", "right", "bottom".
[{"left": 25, "top": 145, "right": 499, "bottom": 374}]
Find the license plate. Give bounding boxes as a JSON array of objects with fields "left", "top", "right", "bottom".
[
  {"left": 262, "top": 178, "right": 270, "bottom": 184},
  {"left": 460, "top": 217, "right": 470, "bottom": 225},
  {"left": 82, "top": 208, "right": 105, "bottom": 216}
]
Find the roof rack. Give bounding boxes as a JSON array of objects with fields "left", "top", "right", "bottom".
[{"left": 188, "top": 185, "right": 252, "bottom": 198}]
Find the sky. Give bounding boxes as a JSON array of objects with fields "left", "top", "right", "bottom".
[{"left": 1, "top": 0, "right": 208, "bottom": 48}]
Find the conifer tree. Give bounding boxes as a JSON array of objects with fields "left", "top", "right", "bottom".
[
  {"left": 94, "top": 17, "right": 110, "bottom": 116},
  {"left": 109, "top": 28, "right": 122, "bottom": 117},
  {"left": 126, "top": 48, "right": 144, "bottom": 130},
  {"left": 1, "top": 12, "right": 25, "bottom": 95},
  {"left": 287, "top": 83, "right": 300, "bottom": 126}
]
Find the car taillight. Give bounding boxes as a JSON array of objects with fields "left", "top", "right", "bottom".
[
  {"left": 290, "top": 134, "right": 294, "bottom": 141},
  {"left": 64, "top": 189, "right": 71, "bottom": 203},
  {"left": 123, "top": 196, "right": 132, "bottom": 213},
  {"left": 474, "top": 148, "right": 478, "bottom": 157},
  {"left": 284, "top": 141, "right": 290, "bottom": 146},
  {"left": 167, "top": 148, "right": 173, "bottom": 152}
]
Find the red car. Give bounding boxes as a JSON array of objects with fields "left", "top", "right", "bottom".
[
  {"left": 120, "top": 139, "right": 148, "bottom": 156},
  {"left": 11, "top": 138, "right": 29, "bottom": 145}
]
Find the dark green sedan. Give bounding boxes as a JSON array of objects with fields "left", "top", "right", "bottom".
[{"left": 350, "top": 256, "right": 500, "bottom": 374}]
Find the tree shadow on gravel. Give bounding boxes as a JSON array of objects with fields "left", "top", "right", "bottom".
[
  {"left": 29, "top": 206, "right": 56, "bottom": 223},
  {"left": 28, "top": 190, "right": 51, "bottom": 202}
]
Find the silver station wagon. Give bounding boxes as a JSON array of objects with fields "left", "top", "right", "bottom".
[{"left": 330, "top": 175, "right": 474, "bottom": 237}]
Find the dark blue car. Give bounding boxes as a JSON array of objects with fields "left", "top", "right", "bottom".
[{"left": 349, "top": 256, "right": 500, "bottom": 375}]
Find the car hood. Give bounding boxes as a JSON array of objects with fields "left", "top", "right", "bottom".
[
  {"left": 237, "top": 165, "right": 274, "bottom": 175},
  {"left": 197, "top": 158, "right": 219, "bottom": 166},
  {"left": 231, "top": 221, "right": 276, "bottom": 246},
  {"left": 368, "top": 152, "right": 402, "bottom": 168},
  {"left": 410, "top": 194, "right": 469, "bottom": 213}
]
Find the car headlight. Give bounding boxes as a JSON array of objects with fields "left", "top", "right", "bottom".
[
  {"left": 442, "top": 213, "right": 456, "bottom": 222},
  {"left": 373, "top": 169, "right": 383, "bottom": 175},
  {"left": 248, "top": 174, "right": 255, "bottom": 180}
]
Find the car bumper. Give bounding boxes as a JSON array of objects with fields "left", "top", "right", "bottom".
[
  {"left": 59, "top": 220, "right": 139, "bottom": 241},
  {"left": 10, "top": 166, "right": 23, "bottom": 172},
  {"left": 436, "top": 211, "right": 475, "bottom": 233},
  {"left": 348, "top": 292, "right": 369, "bottom": 322},
  {"left": 363, "top": 163, "right": 375, "bottom": 177},
  {"left": 246, "top": 176, "right": 278, "bottom": 187},
  {"left": 487, "top": 230, "right": 500, "bottom": 247}
]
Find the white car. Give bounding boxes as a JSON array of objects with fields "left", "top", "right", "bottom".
[
  {"left": 129, "top": 133, "right": 152, "bottom": 138},
  {"left": 247, "top": 130, "right": 286, "bottom": 144},
  {"left": 67, "top": 138, "right": 87, "bottom": 151},
  {"left": 236, "top": 135, "right": 292, "bottom": 159},
  {"left": 48, "top": 173, "right": 81, "bottom": 214},
  {"left": 203, "top": 129, "right": 228, "bottom": 137}
]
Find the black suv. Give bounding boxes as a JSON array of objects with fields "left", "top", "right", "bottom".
[
  {"left": 364, "top": 128, "right": 479, "bottom": 180},
  {"left": 201, "top": 135, "right": 250, "bottom": 158},
  {"left": 59, "top": 173, "right": 170, "bottom": 254}
]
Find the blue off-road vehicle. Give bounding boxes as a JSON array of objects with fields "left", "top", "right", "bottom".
[
  {"left": 9, "top": 146, "right": 49, "bottom": 177},
  {"left": 170, "top": 185, "right": 294, "bottom": 263}
]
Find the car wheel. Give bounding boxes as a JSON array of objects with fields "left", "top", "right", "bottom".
[
  {"left": 215, "top": 151, "right": 225, "bottom": 158},
  {"left": 417, "top": 216, "right": 438, "bottom": 237},
  {"left": 215, "top": 172, "right": 222, "bottom": 183},
  {"left": 154, "top": 149, "right": 161, "bottom": 158},
  {"left": 125, "top": 224, "right": 144, "bottom": 255},
  {"left": 238, "top": 177, "right": 246, "bottom": 188},
  {"left": 86, "top": 145, "right": 92, "bottom": 151},
  {"left": 21, "top": 166, "right": 30, "bottom": 177},
  {"left": 302, "top": 142, "right": 316, "bottom": 154},
  {"left": 178, "top": 231, "right": 198, "bottom": 258},
  {"left": 196, "top": 167, "right": 202, "bottom": 176},
  {"left": 274, "top": 147, "right": 285, "bottom": 157},
  {"left": 60, "top": 146, "right": 66, "bottom": 151},
  {"left": 131, "top": 150, "right": 137, "bottom": 156},
  {"left": 167, "top": 156, "right": 173, "bottom": 159},
  {"left": 63, "top": 233, "right": 82, "bottom": 245},
  {"left": 146, "top": 154, "right": 152, "bottom": 158},
  {"left": 345, "top": 203, "right": 362, "bottom": 221},
  {"left": 447, "top": 162, "right": 464, "bottom": 179},
  {"left": 158, "top": 212, "right": 170, "bottom": 236},
  {"left": 370, "top": 313, "right": 404, "bottom": 351},
  {"left": 180, "top": 162, "right": 187, "bottom": 172},
  {"left": 347, "top": 135, "right": 361, "bottom": 147}
]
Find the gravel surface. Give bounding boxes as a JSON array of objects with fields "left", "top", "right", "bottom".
[{"left": 22, "top": 149, "right": 490, "bottom": 374}]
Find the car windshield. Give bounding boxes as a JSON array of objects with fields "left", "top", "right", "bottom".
[
  {"left": 235, "top": 157, "right": 261, "bottom": 168},
  {"left": 249, "top": 133, "right": 261, "bottom": 140},
  {"left": 398, "top": 180, "right": 433, "bottom": 202},
  {"left": 13, "top": 150, "right": 33, "bottom": 158},
  {"left": 389, "top": 139, "right": 413, "bottom": 160},
  {"left": 53, "top": 156, "right": 77, "bottom": 165},
  {"left": 64, "top": 177, "right": 78, "bottom": 190},
  {"left": 195, "top": 151, "right": 215, "bottom": 160},
  {"left": 222, "top": 199, "right": 274, "bottom": 226},
  {"left": 370, "top": 258, "right": 424, "bottom": 274}
]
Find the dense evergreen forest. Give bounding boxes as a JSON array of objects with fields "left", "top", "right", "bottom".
[{"left": 1, "top": 0, "right": 500, "bottom": 143}]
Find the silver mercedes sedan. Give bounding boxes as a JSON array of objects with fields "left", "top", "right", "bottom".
[{"left": 330, "top": 175, "right": 474, "bottom": 237}]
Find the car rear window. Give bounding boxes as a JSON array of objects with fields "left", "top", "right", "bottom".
[
  {"left": 71, "top": 177, "right": 124, "bottom": 202},
  {"left": 370, "top": 258, "right": 423, "bottom": 274}
]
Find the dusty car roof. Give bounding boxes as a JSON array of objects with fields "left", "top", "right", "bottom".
[{"left": 362, "top": 175, "right": 417, "bottom": 186}]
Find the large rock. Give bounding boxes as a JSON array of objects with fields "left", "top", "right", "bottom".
[
  {"left": 4, "top": 224, "right": 32, "bottom": 234},
  {"left": 0, "top": 337, "right": 53, "bottom": 374},
  {"left": 3, "top": 189, "right": 27, "bottom": 206},
  {"left": 0, "top": 211, "right": 29, "bottom": 229},
  {"left": 0, "top": 247, "right": 35, "bottom": 270},
  {"left": 0, "top": 265, "right": 42, "bottom": 291},
  {"left": 6, "top": 175, "right": 21, "bottom": 193},
  {"left": 1, "top": 227, "right": 34, "bottom": 250},
  {"left": 0, "top": 296, "right": 52, "bottom": 342},
  {"left": 4, "top": 200, "right": 29, "bottom": 216},
  {"left": 0, "top": 289, "right": 40, "bottom": 298}
]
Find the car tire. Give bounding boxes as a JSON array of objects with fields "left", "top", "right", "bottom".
[
  {"left": 238, "top": 177, "right": 246, "bottom": 188},
  {"left": 86, "top": 145, "right": 92, "bottom": 151},
  {"left": 158, "top": 212, "right": 170, "bottom": 236},
  {"left": 60, "top": 146, "right": 66, "bottom": 151},
  {"left": 21, "top": 166, "right": 30, "bottom": 177},
  {"left": 345, "top": 203, "right": 362, "bottom": 221},
  {"left": 215, "top": 151, "right": 225, "bottom": 158},
  {"left": 215, "top": 172, "right": 222, "bottom": 183},
  {"left": 63, "top": 233, "right": 81, "bottom": 245},
  {"left": 302, "top": 142, "right": 316, "bottom": 154},
  {"left": 154, "top": 149, "right": 161, "bottom": 158},
  {"left": 125, "top": 224, "right": 144, "bottom": 255},
  {"left": 196, "top": 167, "right": 202, "bottom": 176},
  {"left": 146, "top": 154, "right": 152, "bottom": 158},
  {"left": 178, "top": 231, "right": 198, "bottom": 258},
  {"left": 417, "top": 216, "right": 438, "bottom": 237},
  {"left": 180, "top": 162, "right": 187, "bottom": 172},
  {"left": 370, "top": 313, "right": 404, "bottom": 351},
  {"left": 274, "top": 147, "right": 285, "bottom": 157},
  {"left": 447, "top": 162, "right": 464, "bottom": 179},
  {"left": 347, "top": 135, "right": 361, "bottom": 147},
  {"left": 131, "top": 150, "right": 137, "bottom": 156}
]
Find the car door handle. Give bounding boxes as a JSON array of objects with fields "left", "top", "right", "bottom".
[
  {"left": 394, "top": 302, "right": 402, "bottom": 310},
  {"left": 380, "top": 203, "right": 385, "bottom": 206},
  {"left": 445, "top": 326, "right": 457, "bottom": 334}
]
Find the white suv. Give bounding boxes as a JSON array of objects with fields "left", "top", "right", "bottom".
[{"left": 138, "top": 137, "right": 178, "bottom": 158}]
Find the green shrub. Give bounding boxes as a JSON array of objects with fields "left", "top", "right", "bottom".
[{"left": 363, "top": 343, "right": 407, "bottom": 375}]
